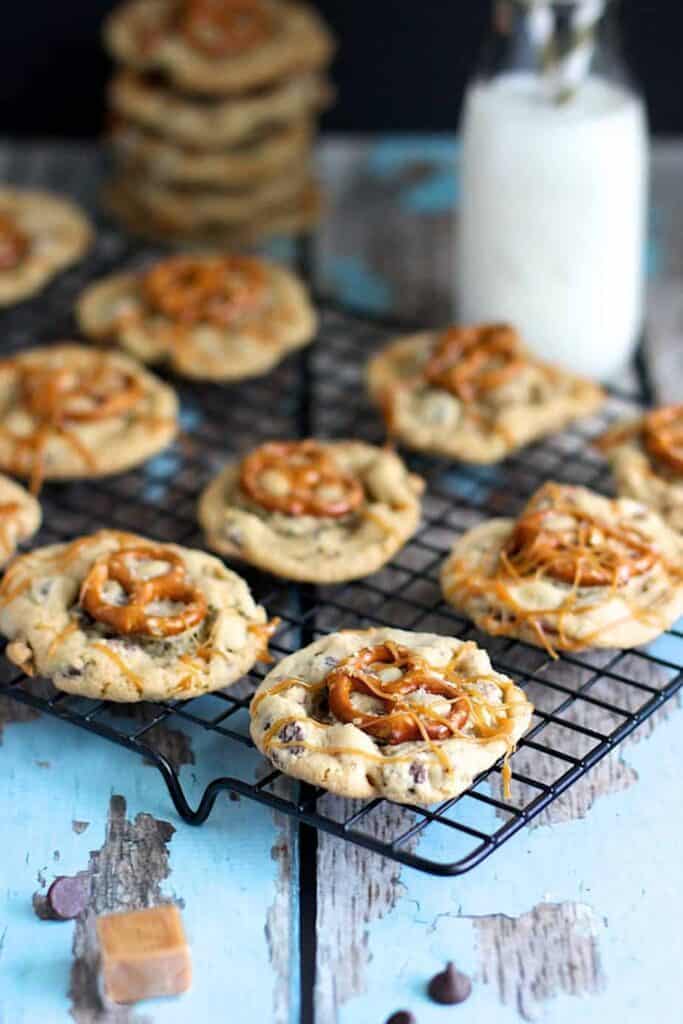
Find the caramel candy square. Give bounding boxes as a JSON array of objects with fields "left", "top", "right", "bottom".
[{"left": 96, "top": 904, "right": 191, "bottom": 1004}]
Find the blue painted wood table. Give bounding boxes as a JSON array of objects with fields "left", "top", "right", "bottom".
[{"left": 0, "top": 136, "right": 682, "bottom": 1024}]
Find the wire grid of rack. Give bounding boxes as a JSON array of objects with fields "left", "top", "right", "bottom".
[{"left": 0, "top": 152, "right": 681, "bottom": 875}]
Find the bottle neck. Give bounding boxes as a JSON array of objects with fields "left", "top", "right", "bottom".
[{"left": 481, "top": 0, "right": 630, "bottom": 104}]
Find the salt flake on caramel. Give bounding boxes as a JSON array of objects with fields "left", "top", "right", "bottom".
[
  {"left": 80, "top": 545, "right": 207, "bottom": 638},
  {"left": 239, "top": 440, "right": 364, "bottom": 518}
]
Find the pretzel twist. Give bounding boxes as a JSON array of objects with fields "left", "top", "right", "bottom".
[
  {"left": 502, "top": 496, "right": 657, "bottom": 588},
  {"left": 142, "top": 254, "right": 268, "bottom": 328},
  {"left": 644, "top": 404, "right": 683, "bottom": 474},
  {"left": 0, "top": 212, "right": 29, "bottom": 271},
  {"left": 240, "top": 440, "right": 364, "bottom": 518},
  {"left": 20, "top": 364, "right": 143, "bottom": 424},
  {"left": 425, "top": 324, "right": 526, "bottom": 402},
  {"left": 326, "top": 643, "right": 469, "bottom": 744},
  {"left": 80, "top": 546, "right": 207, "bottom": 638}
]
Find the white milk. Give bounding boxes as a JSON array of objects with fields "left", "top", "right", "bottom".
[{"left": 456, "top": 73, "right": 648, "bottom": 380}]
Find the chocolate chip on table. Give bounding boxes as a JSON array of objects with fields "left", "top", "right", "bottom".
[
  {"left": 385, "top": 1011, "right": 416, "bottom": 1024},
  {"left": 427, "top": 962, "right": 472, "bottom": 1005},
  {"left": 46, "top": 873, "right": 89, "bottom": 920}
]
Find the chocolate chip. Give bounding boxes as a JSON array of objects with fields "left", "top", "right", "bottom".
[
  {"left": 409, "top": 762, "right": 427, "bottom": 785},
  {"left": 427, "top": 962, "right": 471, "bottom": 1005},
  {"left": 278, "top": 722, "right": 304, "bottom": 744},
  {"left": 46, "top": 873, "right": 89, "bottom": 920},
  {"left": 385, "top": 1011, "right": 416, "bottom": 1024}
]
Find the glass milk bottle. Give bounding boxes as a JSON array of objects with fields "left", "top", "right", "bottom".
[{"left": 456, "top": 0, "right": 648, "bottom": 379}]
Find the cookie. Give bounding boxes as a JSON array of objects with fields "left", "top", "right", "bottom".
[
  {"left": 105, "top": 176, "right": 322, "bottom": 245},
  {"left": 77, "top": 253, "right": 316, "bottom": 381},
  {"left": 0, "top": 188, "right": 92, "bottom": 306},
  {"left": 249, "top": 627, "right": 533, "bottom": 805},
  {"left": 198, "top": 439, "right": 424, "bottom": 583},
  {"left": 109, "top": 68, "right": 332, "bottom": 148},
  {"left": 0, "top": 344, "right": 178, "bottom": 492},
  {"left": 441, "top": 482, "right": 683, "bottom": 655},
  {"left": 0, "top": 530, "right": 273, "bottom": 701},
  {"left": 0, "top": 474, "right": 41, "bottom": 567},
  {"left": 110, "top": 116, "right": 314, "bottom": 187},
  {"left": 104, "top": 0, "right": 334, "bottom": 96},
  {"left": 368, "top": 324, "right": 605, "bottom": 462},
  {"left": 105, "top": 167, "right": 313, "bottom": 231},
  {"left": 598, "top": 405, "right": 683, "bottom": 533}
]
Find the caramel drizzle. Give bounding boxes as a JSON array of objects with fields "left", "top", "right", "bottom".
[
  {"left": 0, "top": 533, "right": 149, "bottom": 613},
  {"left": 248, "top": 617, "right": 280, "bottom": 663},
  {"left": 446, "top": 484, "right": 680, "bottom": 658},
  {"left": 598, "top": 406, "right": 683, "bottom": 478},
  {"left": 253, "top": 643, "right": 526, "bottom": 794},
  {"left": 47, "top": 620, "right": 79, "bottom": 658},
  {"left": 0, "top": 354, "right": 148, "bottom": 494},
  {"left": 174, "top": 617, "right": 280, "bottom": 678},
  {"left": 142, "top": 254, "right": 268, "bottom": 329},
  {"left": 0, "top": 500, "right": 20, "bottom": 555},
  {"left": 91, "top": 641, "right": 144, "bottom": 696},
  {"left": 643, "top": 405, "right": 683, "bottom": 475}
]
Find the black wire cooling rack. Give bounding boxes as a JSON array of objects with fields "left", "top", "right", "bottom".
[{"left": 0, "top": 150, "right": 681, "bottom": 875}]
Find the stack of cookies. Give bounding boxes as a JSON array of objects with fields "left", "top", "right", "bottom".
[{"left": 102, "top": 0, "right": 335, "bottom": 244}]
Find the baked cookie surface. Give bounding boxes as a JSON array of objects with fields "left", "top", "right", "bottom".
[
  {"left": 441, "top": 482, "right": 683, "bottom": 654},
  {"left": 368, "top": 324, "right": 605, "bottom": 462},
  {"left": 198, "top": 439, "right": 424, "bottom": 583},
  {"left": 598, "top": 405, "right": 683, "bottom": 533},
  {"left": 250, "top": 627, "right": 533, "bottom": 805},
  {"left": 105, "top": 168, "right": 313, "bottom": 231},
  {"left": 104, "top": 176, "right": 322, "bottom": 245},
  {"left": 0, "top": 188, "right": 92, "bottom": 306},
  {"left": 0, "top": 474, "right": 41, "bottom": 567},
  {"left": 110, "top": 116, "right": 313, "bottom": 187},
  {"left": 0, "top": 344, "right": 178, "bottom": 491},
  {"left": 0, "top": 530, "right": 272, "bottom": 702},
  {"left": 105, "top": 0, "right": 334, "bottom": 96},
  {"left": 77, "top": 253, "right": 316, "bottom": 381},
  {"left": 110, "top": 69, "right": 331, "bottom": 148}
]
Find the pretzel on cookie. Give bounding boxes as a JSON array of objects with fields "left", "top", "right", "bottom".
[
  {"left": 239, "top": 440, "right": 364, "bottom": 518},
  {"left": 142, "top": 254, "right": 267, "bottom": 328},
  {"left": 424, "top": 324, "right": 526, "bottom": 403},
  {"left": 500, "top": 486, "right": 658, "bottom": 588},
  {"left": 180, "top": 0, "right": 274, "bottom": 56},
  {"left": 80, "top": 545, "right": 207, "bottom": 638},
  {"left": 326, "top": 642, "right": 469, "bottom": 744},
  {"left": 20, "top": 364, "right": 143, "bottom": 424}
]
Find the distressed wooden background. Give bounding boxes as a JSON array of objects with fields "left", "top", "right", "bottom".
[{"left": 0, "top": 137, "right": 682, "bottom": 1024}]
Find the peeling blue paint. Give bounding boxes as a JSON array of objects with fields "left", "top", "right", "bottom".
[
  {"left": 0, "top": 708, "right": 290, "bottom": 1023},
  {"left": 340, "top": 701, "right": 683, "bottom": 1024},
  {"left": 366, "top": 136, "right": 460, "bottom": 214}
]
